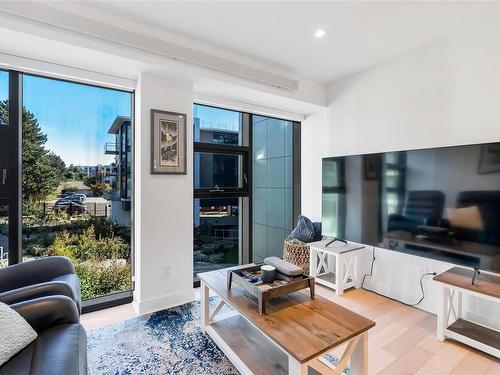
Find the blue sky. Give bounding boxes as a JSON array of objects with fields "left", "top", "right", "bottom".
[
  {"left": 0, "top": 71, "right": 7, "bottom": 102},
  {"left": 22, "top": 75, "right": 131, "bottom": 166},
  {"left": 193, "top": 104, "right": 240, "bottom": 128}
]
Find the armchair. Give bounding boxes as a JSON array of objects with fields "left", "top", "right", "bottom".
[
  {"left": 0, "top": 256, "right": 81, "bottom": 313},
  {"left": 0, "top": 295, "right": 87, "bottom": 375}
]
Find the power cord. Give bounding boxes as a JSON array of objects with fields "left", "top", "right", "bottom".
[{"left": 360, "top": 246, "right": 437, "bottom": 307}]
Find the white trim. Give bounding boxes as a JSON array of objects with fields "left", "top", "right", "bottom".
[
  {"left": 132, "top": 289, "right": 195, "bottom": 316},
  {"left": 445, "top": 329, "right": 500, "bottom": 358},
  {"left": 194, "top": 93, "right": 305, "bottom": 122},
  {"left": 0, "top": 51, "right": 136, "bottom": 91}
]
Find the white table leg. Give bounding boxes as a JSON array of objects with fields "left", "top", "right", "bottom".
[
  {"left": 350, "top": 332, "right": 368, "bottom": 375},
  {"left": 335, "top": 254, "right": 344, "bottom": 296},
  {"left": 288, "top": 356, "right": 307, "bottom": 375},
  {"left": 354, "top": 254, "right": 361, "bottom": 288},
  {"left": 436, "top": 285, "right": 448, "bottom": 341},
  {"left": 309, "top": 248, "right": 317, "bottom": 277},
  {"left": 457, "top": 290, "right": 463, "bottom": 319},
  {"left": 200, "top": 281, "right": 209, "bottom": 333}
]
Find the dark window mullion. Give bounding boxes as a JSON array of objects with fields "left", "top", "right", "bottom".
[{"left": 7, "top": 71, "right": 22, "bottom": 265}]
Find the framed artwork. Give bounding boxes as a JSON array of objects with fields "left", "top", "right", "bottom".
[
  {"left": 151, "top": 109, "right": 187, "bottom": 174},
  {"left": 478, "top": 143, "right": 500, "bottom": 174},
  {"left": 364, "top": 154, "right": 381, "bottom": 180}
]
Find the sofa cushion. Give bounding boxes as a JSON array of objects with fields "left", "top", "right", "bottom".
[
  {"left": 0, "top": 324, "right": 87, "bottom": 375},
  {"left": 289, "top": 215, "right": 322, "bottom": 243},
  {"left": 0, "top": 302, "right": 37, "bottom": 367}
]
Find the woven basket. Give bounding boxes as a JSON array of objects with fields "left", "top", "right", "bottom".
[{"left": 283, "top": 240, "right": 310, "bottom": 276}]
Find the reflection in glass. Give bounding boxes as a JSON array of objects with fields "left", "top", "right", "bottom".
[
  {"left": 252, "top": 115, "right": 294, "bottom": 262},
  {"left": 194, "top": 153, "right": 242, "bottom": 189},
  {"left": 322, "top": 144, "right": 500, "bottom": 273},
  {"left": 194, "top": 198, "right": 240, "bottom": 276}
]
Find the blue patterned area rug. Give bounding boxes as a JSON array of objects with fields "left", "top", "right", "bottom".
[{"left": 87, "top": 300, "right": 349, "bottom": 375}]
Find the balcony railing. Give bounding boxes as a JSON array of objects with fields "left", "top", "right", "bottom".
[{"left": 104, "top": 142, "right": 119, "bottom": 155}]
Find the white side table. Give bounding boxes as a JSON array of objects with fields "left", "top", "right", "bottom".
[{"left": 309, "top": 239, "right": 365, "bottom": 296}]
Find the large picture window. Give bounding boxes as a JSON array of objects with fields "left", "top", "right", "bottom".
[{"left": 0, "top": 70, "right": 134, "bottom": 310}]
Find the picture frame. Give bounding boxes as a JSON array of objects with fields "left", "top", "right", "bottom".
[
  {"left": 151, "top": 109, "right": 187, "bottom": 175},
  {"left": 364, "top": 154, "right": 381, "bottom": 180},
  {"left": 478, "top": 143, "right": 500, "bottom": 174}
]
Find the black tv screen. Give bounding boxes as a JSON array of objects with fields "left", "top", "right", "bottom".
[{"left": 322, "top": 142, "right": 500, "bottom": 274}]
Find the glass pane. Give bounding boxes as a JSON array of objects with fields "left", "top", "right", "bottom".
[
  {"left": 0, "top": 202, "right": 8, "bottom": 268},
  {"left": 251, "top": 115, "right": 294, "bottom": 262},
  {"left": 21, "top": 75, "right": 133, "bottom": 300},
  {"left": 194, "top": 152, "right": 242, "bottom": 189},
  {"left": 194, "top": 198, "right": 240, "bottom": 276},
  {"left": 193, "top": 104, "right": 242, "bottom": 145},
  {"left": 0, "top": 71, "right": 8, "bottom": 126}
]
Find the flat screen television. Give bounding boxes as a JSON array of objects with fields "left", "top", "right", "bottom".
[{"left": 322, "top": 142, "right": 500, "bottom": 275}]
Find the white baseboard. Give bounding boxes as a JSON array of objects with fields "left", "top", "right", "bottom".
[{"left": 132, "top": 289, "right": 195, "bottom": 316}]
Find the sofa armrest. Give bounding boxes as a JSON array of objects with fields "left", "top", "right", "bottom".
[
  {"left": 10, "top": 295, "right": 80, "bottom": 333},
  {"left": 0, "top": 281, "right": 76, "bottom": 306},
  {"left": 0, "top": 256, "right": 75, "bottom": 293}
]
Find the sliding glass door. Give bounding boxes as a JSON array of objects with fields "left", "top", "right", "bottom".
[{"left": 1, "top": 69, "right": 134, "bottom": 309}]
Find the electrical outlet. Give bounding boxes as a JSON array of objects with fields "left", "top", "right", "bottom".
[{"left": 163, "top": 265, "right": 171, "bottom": 279}]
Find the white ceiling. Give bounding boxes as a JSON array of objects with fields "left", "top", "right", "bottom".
[{"left": 64, "top": 1, "right": 500, "bottom": 83}]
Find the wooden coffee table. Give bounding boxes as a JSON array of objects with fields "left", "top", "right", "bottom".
[{"left": 199, "top": 266, "right": 375, "bottom": 375}]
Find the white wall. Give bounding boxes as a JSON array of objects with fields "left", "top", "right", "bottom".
[
  {"left": 301, "top": 26, "right": 500, "bottom": 329},
  {"left": 133, "top": 72, "right": 194, "bottom": 315},
  {"left": 300, "top": 108, "right": 327, "bottom": 222}
]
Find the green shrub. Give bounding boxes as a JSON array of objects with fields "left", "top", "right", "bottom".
[
  {"left": 49, "top": 226, "right": 130, "bottom": 262},
  {"left": 75, "top": 260, "right": 131, "bottom": 299},
  {"left": 25, "top": 243, "right": 52, "bottom": 257},
  {"left": 23, "top": 199, "right": 44, "bottom": 218}
]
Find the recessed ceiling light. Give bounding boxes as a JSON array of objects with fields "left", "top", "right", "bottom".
[{"left": 314, "top": 29, "right": 326, "bottom": 38}]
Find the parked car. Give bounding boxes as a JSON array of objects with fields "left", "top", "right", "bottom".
[
  {"left": 54, "top": 199, "right": 86, "bottom": 214},
  {"left": 65, "top": 194, "right": 87, "bottom": 203}
]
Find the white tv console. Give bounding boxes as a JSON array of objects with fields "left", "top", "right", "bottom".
[{"left": 433, "top": 267, "right": 500, "bottom": 358}]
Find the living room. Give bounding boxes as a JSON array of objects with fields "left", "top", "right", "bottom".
[{"left": 0, "top": 1, "right": 499, "bottom": 375}]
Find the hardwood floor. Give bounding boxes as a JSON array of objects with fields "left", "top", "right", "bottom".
[{"left": 81, "top": 286, "right": 499, "bottom": 374}]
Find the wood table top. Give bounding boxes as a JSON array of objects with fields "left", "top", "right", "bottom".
[
  {"left": 433, "top": 267, "right": 500, "bottom": 299},
  {"left": 199, "top": 268, "right": 375, "bottom": 363}
]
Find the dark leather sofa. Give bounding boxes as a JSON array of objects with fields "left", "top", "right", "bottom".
[
  {"left": 0, "top": 256, "right": 81, "bottom": 313},
  {"left": 387, "top": 190, "right": 445, "bottom": 233},
  {"left": 0, "top": 295, "right": 87, "bottom": 375}
]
